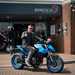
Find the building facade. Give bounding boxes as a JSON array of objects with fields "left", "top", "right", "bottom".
[{"left": 0, "top": 0, "right": 74, "bottom": 54}]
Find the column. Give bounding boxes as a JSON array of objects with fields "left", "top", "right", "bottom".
[{"left": 62, "top": 3, "right": 71, "bottom": 54}]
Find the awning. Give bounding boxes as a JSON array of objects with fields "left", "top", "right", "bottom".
[
  {"left": 0, "top": 3, "right": 62, "bottom": 16},
  {"left": 0, "top": 0, "right": 71, "bottom": 4}
]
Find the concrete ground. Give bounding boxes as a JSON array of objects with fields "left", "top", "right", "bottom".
[
  {"left": 0, "top": 53, "right": 75, "bottom": 75},
  {"left": 0, "top": 53, "right": 75, "bottom": 67}
]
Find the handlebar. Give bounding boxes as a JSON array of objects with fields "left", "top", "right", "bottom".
[{"left": 35, "top": 36, "right": 47, "bottom": 44}]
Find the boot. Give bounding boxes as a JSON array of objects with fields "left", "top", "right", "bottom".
[{"left": 25, "top": 51, "right": 32, "bottom": 67}]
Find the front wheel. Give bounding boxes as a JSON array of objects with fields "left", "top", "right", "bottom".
[
  {"left": 11, "top": 53, "right": 24, "bottom": 69},
  {"left": 47, "top": 54, "right": 64, "bottom": 73}
]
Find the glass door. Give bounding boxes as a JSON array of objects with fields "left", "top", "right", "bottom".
[{"left": 35, "top": 22, "right": 47, "bottom": 40}]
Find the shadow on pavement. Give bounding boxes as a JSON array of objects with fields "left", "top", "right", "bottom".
[
  {"left": 22, "top": 67, "right": 71, "bottom": 74},
  {"left": 61, "top": 69, "right": 71, "bottom": 74},
  {"left": 23, "top": 67, "right": 48, "bottom": 73}
]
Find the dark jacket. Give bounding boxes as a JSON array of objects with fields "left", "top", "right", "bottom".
[{"left": 21, "top": 31, "right": 36, "bottom": 46}]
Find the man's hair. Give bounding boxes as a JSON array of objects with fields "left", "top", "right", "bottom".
[{"left": 28, "top": 24, "right": 33, "bottom": 28}]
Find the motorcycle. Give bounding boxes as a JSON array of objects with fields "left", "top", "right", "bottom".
[
  {"left": 0, "top": 32, "right": 7, "bottom": 50},
  {"left": 6, "top": 39, "right": 14, "bottom": 53},
  {"left": 11, "top": 40, "right": 64, "bottom": 73},
  {"left": 0, "top": 31, "right": 14, "bottom": 52}
]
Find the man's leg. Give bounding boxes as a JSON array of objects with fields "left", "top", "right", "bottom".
[{"left": 25, "top": 46, "right": 35, "bottom": 66}]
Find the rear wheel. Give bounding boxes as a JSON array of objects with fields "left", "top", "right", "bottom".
[
  {"left": 47, "top": 55, "right": 64, "bottom": 73},
  {"left": 11, "top": 53, "right": 24, "bottom": 69}
]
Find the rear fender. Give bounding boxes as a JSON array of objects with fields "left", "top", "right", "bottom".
[{"left": 13, "top": 45, "right": 29, "bottom": 55}]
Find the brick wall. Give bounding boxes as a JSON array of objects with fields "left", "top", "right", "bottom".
[{"left": 62, "top": 3, "right": 71, "bottom": 54}]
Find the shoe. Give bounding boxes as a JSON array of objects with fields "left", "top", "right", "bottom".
[{"left": 25, "top": 59, "right": 31, "bottom": 67}]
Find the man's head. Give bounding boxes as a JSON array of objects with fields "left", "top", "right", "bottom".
[{"left": 27, "top": 24, "right": 33, "bottom": 33}]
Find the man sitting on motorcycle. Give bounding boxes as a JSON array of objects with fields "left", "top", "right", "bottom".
[
  {"left": 21, "top": 24, "right": 51, "bottom": 66},
  {"left": 21, "top": 24, "right": 37, "bottom": 66}
]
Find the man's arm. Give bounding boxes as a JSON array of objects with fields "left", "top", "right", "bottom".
[
  {"left": 21, "top": 31, "right": 27, "bottom": 47},
  {"left": 21, "top": 32, "right": 24, "bottom": 39},
  {"left": 35, "top": 36, "right": 43, "bottom": 41},
  {"left": 34, "top": 33, "right": 46, "bottom": 43},
  {"left": 21, "top": 31, "right": 27, "bottom": 39}
]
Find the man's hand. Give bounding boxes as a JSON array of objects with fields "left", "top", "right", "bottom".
[{"left": 21, "top": 31, "right": 27, "bottom": 39}]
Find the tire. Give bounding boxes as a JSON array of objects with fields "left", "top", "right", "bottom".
[
  {"left": 47, "top": 55, "right": 64, "bottom": 73},
  {"left": 11, "top": 53, "right": 24, "bottom": 69},
  {"left": 0, "top": 34, "right": 7, "bottom": 50}
]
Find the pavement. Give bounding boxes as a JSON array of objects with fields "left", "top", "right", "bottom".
[
  {"left": 59, "top": 54, "right": 75, "bottom": 64},
  {"left": 0, "top": 53, "right": 75, "bottom": 67},
  {"left": 0, "top": 53, "right": 75, "bottom": 75}
]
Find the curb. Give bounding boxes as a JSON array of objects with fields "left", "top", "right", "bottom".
[
  {"left": 0, "top": 65, "right": 11, "bottom": 68},
  {"left": 64, "top": 60, "right": 75, "bottom": 64}
]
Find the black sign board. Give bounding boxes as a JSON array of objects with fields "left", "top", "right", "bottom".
[{"left": 0, "top": 3, "right": 62, "bottom": 16}]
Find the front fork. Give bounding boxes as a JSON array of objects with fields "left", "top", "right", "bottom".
[
  {"left": 47, "top": 52, "right": 55, "bottom": 63},
  {"left": 47, "top": 52, "right": 58, "bottom": 66}
]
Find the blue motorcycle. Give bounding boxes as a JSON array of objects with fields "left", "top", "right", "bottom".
[{"left": 11, "top": 41, "right": 64, "bottom": 73}]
